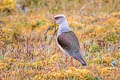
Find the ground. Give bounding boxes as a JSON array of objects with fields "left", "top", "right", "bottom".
[{"left": 0, "top": 0, "right": 120, "bottom": 80}]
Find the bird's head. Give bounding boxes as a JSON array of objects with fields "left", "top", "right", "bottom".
[{"left": 54, "top": 14, "right": 67, "bottom": 25}]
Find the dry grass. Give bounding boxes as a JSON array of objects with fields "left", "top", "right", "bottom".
[{"left": 0, "top": 0, "right": 120, "bottom": 80}]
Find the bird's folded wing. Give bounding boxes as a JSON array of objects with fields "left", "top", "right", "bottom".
[
  {"left": 57, "top": 31, "right": 80, "bottom": 51},
  {"left": 57, "top": 32, "right": 71, "bottom": 50}
]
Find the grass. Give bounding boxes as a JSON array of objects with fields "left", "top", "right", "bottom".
[{"left": 0, "top": 0, "right": 120, "bottom": 80}]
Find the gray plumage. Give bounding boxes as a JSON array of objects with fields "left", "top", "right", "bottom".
[{"left": 54, "top": 14, "right": 86, "bottom": 66}]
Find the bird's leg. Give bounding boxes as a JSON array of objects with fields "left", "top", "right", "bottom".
[
  {"left": 63, "top": 55, "right": 68, "bottom": 67},
  {"left": 65, "top": 55, "right": 68, "bottom": 63},
  {"left": 70, "top": 57, "right": 74, "bottom": 66},
  {"left": 54, "top": 62, "right": 60, "bottom": 70}
]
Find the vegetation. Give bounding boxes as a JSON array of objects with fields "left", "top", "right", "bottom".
[{"left": 0, "top": 0, "right": 120, "bottom": 80}]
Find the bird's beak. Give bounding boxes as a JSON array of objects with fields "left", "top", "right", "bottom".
[
  {"left": 51, "top": 18, "right": 55, "bottom": 23},
  {"left": 53, "top": 19, "right": 56, "bottom": 23}
]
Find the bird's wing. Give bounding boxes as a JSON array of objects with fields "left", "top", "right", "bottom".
[
  {"left": 57, "top": 31, "right": 86, "bottom": 66},
  {"left": 57, "top": 31, "right": 80, "bottom": 53}
]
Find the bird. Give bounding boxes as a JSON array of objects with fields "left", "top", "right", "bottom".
[{"left": 54, "top": 14, "right": 86, "bottom": 66}]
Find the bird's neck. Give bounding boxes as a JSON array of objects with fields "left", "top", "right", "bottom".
[
  {"left": 57, "top": 21, "right": 71, "bottom": 36},
  {"left": 60, "top": 20, "right": 69, "bottom": 28}
]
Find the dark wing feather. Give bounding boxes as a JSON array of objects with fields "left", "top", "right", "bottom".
[
  {"left": 57, "top": 31, "right": 80, "bottom": 52},
  {"left": 57, "top": 33, "right": 71, "bottom": 50},
  {"left": 57, "top": 31, "right": 86, "bottom": 66}
]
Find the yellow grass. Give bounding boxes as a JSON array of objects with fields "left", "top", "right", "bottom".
[{"left": 0, "top": 0, "right": 120, "bottom": 80}]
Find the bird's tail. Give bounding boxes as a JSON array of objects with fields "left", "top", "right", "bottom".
[
  {"left": 71, "top": 52, "right": 86, "bottom": 66},
  {"left": 79, "top": 56, "right": 86, "bottom": 66}
]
